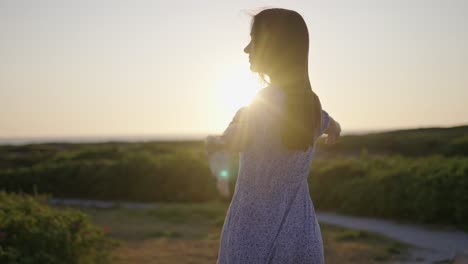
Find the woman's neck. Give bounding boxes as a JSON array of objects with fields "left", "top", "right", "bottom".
[{"left": 269, "top": 69, "right": 307, "bottom": 86}]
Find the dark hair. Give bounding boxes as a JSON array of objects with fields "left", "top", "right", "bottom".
[{"left": 251, "top": 8, "right": 322, "bottom": 151}]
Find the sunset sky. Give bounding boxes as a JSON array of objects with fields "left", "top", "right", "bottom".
[{"left": 1, "top": 0, "right": 467, "bottom": 140}]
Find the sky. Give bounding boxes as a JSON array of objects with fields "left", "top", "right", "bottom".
[{"left": 1, "top": 0, "right": 467, "bottom": 140}]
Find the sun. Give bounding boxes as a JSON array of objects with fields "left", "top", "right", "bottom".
[
  {"left": 209, "top": 62, "right": 265, "bottom": 133},
  {"left": 215, "top": 64, "right": 263, "bottom": 118}
]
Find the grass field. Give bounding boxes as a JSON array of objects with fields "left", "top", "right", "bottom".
[{"left": 70, "top": 202, "right": 409, "bottom": 264}]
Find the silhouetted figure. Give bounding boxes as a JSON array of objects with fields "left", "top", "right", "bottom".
[{"left": 206, "top": 8, "right": 341, "bottom": 264}]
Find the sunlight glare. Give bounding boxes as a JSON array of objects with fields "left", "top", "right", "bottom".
[{"left": 215, "top": 64, "right": 263, "bottom": 120}]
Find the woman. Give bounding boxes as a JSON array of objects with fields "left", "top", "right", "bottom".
[{"left": 207, "top": 8, "right": 341, "bottom": 264}]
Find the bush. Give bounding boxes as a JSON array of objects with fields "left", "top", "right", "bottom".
[
  {"left": 445, "top": 135, "right": 468, "bottom": 156},
  {"left": 309, "top": 155, "right": 468, "bottom": 229},
  {"left": 0, "top": 192, "right": 117, "bottom": 264},
  {"left": 0, "top": 150, "right": 221, "bottom": 203},
  {"left": 314, "top": 125, "right": 468, "bottom": 157}
]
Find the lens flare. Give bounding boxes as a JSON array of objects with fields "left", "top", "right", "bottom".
[{"left": 220, "top": 169, "right": 229, "bottom": 178}]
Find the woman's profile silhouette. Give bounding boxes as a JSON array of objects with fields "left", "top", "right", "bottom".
[{"left": 206, "top": 7, "right": 341, "bottom": 264}]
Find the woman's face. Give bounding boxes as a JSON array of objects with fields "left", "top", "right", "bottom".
[
  {"left": 244, "top": 25, "right": 273, "bottom": 75},
  {"left": 243, "top": 33, "right": 257, "bottom": 72}
]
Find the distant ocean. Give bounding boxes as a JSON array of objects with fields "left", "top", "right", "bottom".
[{"left": 0, "top": 129, "right": 386, "bottom": 146}]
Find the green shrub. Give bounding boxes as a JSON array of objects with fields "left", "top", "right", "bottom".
[
  {"left": 445, "top": 135, "right": 468, "bottom": 156},
  {"left": 0, "top": 149, "right": 221, "bottom": 202},
  {"left": 309, "top": 155, "right": 468, "bottom": 229},
  {"left": 0, "top": 192, "right": 117, "bottom": 264}
]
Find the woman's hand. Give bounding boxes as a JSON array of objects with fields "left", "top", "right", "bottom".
[
  {"left": 205, "top": 138, "right": 232, "bottom": 198},
  {"left": 205, "top": 135, "right": 224, "bottom": 157},
  {"left": 217, "top": 177, "right": 230, "bottom": 198},
  {"left": 324, "top": 118, "right": 341, "bottom": 144}
]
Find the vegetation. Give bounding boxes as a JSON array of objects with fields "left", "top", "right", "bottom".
[
  {"left": 309, "top": 154, "right": 468, "bottom": 229},
  {"left": 0, "top": 125, "right": 467, "bottom": 229},
  {"left": 315, "top": 125, "right": 468, "bottom": 157},
  {"left": 0, "top": 142, "right": 220, "bottom": 202},
  {"left": 0, "top": 192, "right": 117, "bottom": 264}
]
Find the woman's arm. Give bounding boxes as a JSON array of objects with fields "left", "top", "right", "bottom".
[
  {"left": 204, "top": 136, "right": 232, "bottom": 198},
  {"left": 323, "top": 114, "right": 341, "bottom": 144},
  {"left": 220, "top": 107, "right": 252, "bottom": 152},
  {"left": 205, "top": 106, "right": 251, "bottom": 154}
]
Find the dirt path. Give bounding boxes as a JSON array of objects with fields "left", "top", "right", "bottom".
[{"left": 317, "top": 212, "right": 468, "bottom": 263}]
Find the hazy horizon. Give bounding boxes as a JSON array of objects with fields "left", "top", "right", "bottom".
[
  {"left": 2, "top": 123, "right": 467, "bottom": 145},
  {"left": 1, "top": 0, "right": 467, "bottom": 138}
]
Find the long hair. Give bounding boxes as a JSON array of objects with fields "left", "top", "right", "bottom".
[{"left": 251, "top": 8, "right": 322, "bottom": 151}]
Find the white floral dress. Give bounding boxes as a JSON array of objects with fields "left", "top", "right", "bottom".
[{"left": 216, "top": 85, "right": 330, "bottom": 264}]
